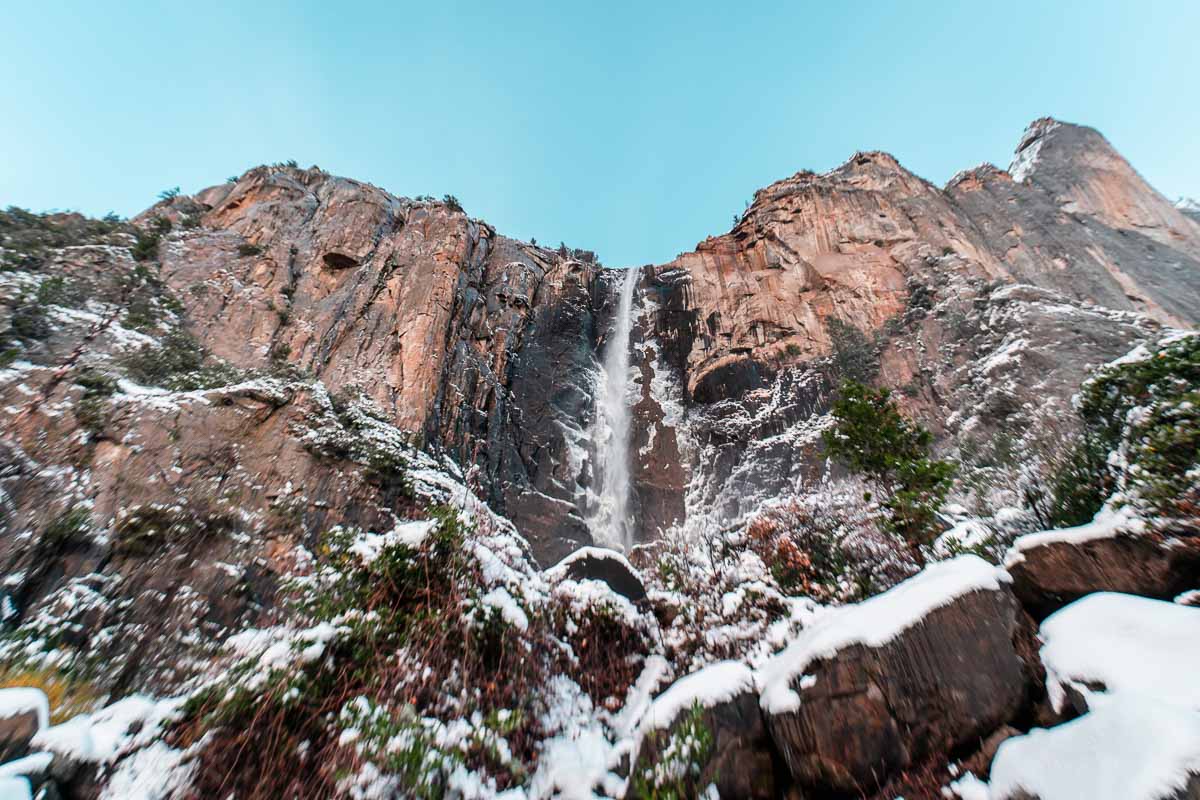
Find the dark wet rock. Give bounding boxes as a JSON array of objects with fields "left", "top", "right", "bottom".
[{"left": 547, "top": 547, "right": 646, "bottom": 602}]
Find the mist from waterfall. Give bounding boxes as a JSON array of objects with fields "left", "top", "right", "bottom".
[{"left": 588, "top": 267, "right": 639, "bottom": 552}]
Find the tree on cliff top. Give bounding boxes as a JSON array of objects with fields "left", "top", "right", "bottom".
[{"left": 822, "top": 381, "right": 955, "bottom": 565}]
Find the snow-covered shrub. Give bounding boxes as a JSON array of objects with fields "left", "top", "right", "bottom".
[
  {"left": 742, "top": 492, "right": 919, "bottom": 603},
  {"left": 629, "top": 701, "right": 715, "bottom": 800},
  {"left": 549, "top": 578, "right": 655, "bottom": 710},
  {"left": 1078, "top": 333, "right": 1200, "bottom": 526}
]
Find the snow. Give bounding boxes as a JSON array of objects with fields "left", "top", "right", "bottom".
[
  {"left": 348, "top": 519, "right": 437, "bottom": 564},
  {"left": 1175, "top": 589, "right": 1200, "bottom": 606},
  {"left": 33, "top": 695, "right": 182, "bottom": 765},
  {"left": 636, "top": 660, "right": 754, "bottom": 735},
  {"left": 545, "top": 547, "right": 638, "bottom": 581},
  {"left": 0, "top": 777, "right": 31, "bottom": 800},
  {"left": 1038, "top": 592, "right": 1200, "bottom": 713},
  {"left": 479, "top": 587, "right": 529, "bottom": 632},
  {"left": 0, "top": 752, "right": 52, "bottom": 779},
  {"left": 0, "top": 688, "right": 49, "bottom": 730},
  {"left": 758, "top": 555, "right": 1011, "bottom": 714},
  {"left": 987, "top": 698, "right": 1200, "bottom": 800},
  {"left": 934, "top": 519, "right": 993, "bottom": 555},
  {"left": 1004, "top": 505, "right": 1143, "bottom": 568},
  {"left": 99, "top": 740, "right": 195, "bottom": 800}
]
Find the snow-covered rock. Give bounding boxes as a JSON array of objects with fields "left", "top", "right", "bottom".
[
  {"left": 1005, "top": 507, "right": 1200, "bottom": 619},
  {"left": 987, "top": 699, "right": 1200, "bottom": 800},
  {"left": 1039, "top": 592, "right": 1200, "bottom": 715},
  {"left": 759, "top": 556, "right": 1029, "bottom": 795}
]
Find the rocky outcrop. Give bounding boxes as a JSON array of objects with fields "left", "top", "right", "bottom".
[
  {"left": 621, "top": 117, "right": 1198, "bottom": 543},
  {"left": 1006, "top": 517, "right": 1200, "bottom": 620},
  {"left": 759, "top": 557, "right": 1029, "bottom": 796},
  {"left": 627, "top": 662, "right": 781, "bottom": 800}
]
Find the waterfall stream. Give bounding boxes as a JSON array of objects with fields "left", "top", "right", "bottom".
[{"left": 588, "top": 267, "right": 639, "bottom": 551}]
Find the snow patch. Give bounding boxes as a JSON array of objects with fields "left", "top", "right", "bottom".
[
  {"left": 988, "top": 698, "right": 1200, "bottom": 800},
  {"left": 1039, "top": 592, "right": 1200, "bottom": 713}
]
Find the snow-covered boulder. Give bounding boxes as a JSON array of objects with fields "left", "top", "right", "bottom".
[
  {"left": 0, "top": 688, "right": 48, "bottom": 763},
  {"left": 547, "top": 547, "right": 647, "bottom": 602},
  {"left": 1038, "top": 592, "right": 1200, "bottom": 716},
  {"left": 626, "top": 661, "right": 778, "bottom": 800},
  {"left": 1004, "top": 508, "right": 1200, "bottom": 620},
  {"left": 984, "top": 699, "right": 1200, "bottom": 800},
  {"left": 758, "top": 556, "right": 1031, "bottom": 796}
]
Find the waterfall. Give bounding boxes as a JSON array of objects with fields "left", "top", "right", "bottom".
[{"left": 588, "top": 267, "right": 639, "bottom": 551}]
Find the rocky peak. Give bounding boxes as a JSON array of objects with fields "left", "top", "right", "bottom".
[{"left": 1008, "top": 117, "right": 1200, "bottom": 257}]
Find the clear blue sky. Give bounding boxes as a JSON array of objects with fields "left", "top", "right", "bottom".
[{"left": 2, "top": 1, "right": 1198, "bottom": 266}]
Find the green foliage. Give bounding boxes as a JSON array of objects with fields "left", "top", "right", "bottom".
[
  {"left": 442, "top": 194, "right": 463, "bottom": 212},
  {"left": 827, "top": 318, "right": 880, "bottom": 383},
  {"left": 1024, "top": 431, "right": 1112, "bottom": 529},
  {"left": 73, "top": 368, "right": 119, "bottom": 434},
  {"left": 822, "top": 381, "right": 955, "bottom": 562},
  {"left": 113, "top": 500, "right": 238, "bottom": 556},
  {"left": 35, "top": 276, "right": 79, "bottom": 306},
  {"left": 40, "top": 505, "right": 92, "bottom": 553},
  {"left": 237, "top": 243, "right": 263, "bottom": 257},
  {"left": 1076, "top": 335, "right": 1200, "bottom": 522},
  {"left": 9, "top": 299, "right": 51, "bottom": 341},
  {"left": 631, "top": 702, "right": 715, "bottom": 800},
  {"left": 0, "top": 207, "right": 128, "bottom": 270},
  {"left": 158, "top": 187, "right": 181, "bottom": 201}
]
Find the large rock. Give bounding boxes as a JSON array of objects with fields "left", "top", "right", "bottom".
[
  {"left": 758, "top": 556, "right": 1030, "bottom": 796},
  {"left": 627, "top": 661, "right": 782, "bottom": 800},
  {"left": 1005, "top": 511, "right": 1200, "bottom": 621},
  {"left": 0, "top": 689, "right": 48, "bottom": 763},
  {"left": 546, "top": 547, "right": 646, "bottom": 602}
]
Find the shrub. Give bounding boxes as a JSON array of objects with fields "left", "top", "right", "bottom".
[
  {"left": 73, "top": 368, "right": 119, "bottom": 434},
  {"left": 442, "top": 194, "right": 463, "bottom": 212},
  {"left": 827, "top": 318, "right": 880, "bottom": 383},
  {"left": 822, "top": 381, "right": 956, "bottom": 564},
  {"left": 158, "top": 187, "right": 181, "bottom": 201},
  {"left": 236, "top": 243, "right": 263, "bottom": 257},
  {"left": 40, "top": 505, "right": 92, "bottom": 553},
  {"left": 630, "top": 702, "right": 715, "bottom": 800},
  {"left": 1076, "top": 334, "right": 1200, "bottom": 524}
]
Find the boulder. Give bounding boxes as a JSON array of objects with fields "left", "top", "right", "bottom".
[
  {"left": 1005, "top": 512, "right": 1200, "bottom": 620},
  {"left": 759, "top": 556, "right": 1030, "bottom": 797},
  {"left": 627, "top": 661, "right": 782, "bottom": 800},
  {"left": 547, "top": 547, "right": 647, "bottom": 602},
  {"left": 0, "top": 689, "right": 49, "bottom": 763}
]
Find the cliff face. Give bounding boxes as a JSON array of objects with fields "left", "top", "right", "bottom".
[
  {"left": 623, "top": 119, "right": 1199, "bottom": 539},
  {"left": 0, "top": 118, "right": 1196, "bottom": 695},
  {"left": 145, "top": 169, "right": 607, "bottom": 564}
]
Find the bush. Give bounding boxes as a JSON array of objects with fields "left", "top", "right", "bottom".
[
  {"left": 236, "top": 243, "right": 263, "bottom": 257},
  {"left": 827, "top": 318, "right": 880, "bottom": 383},
  {"left": 442, "top": 194, "right": 463, "bottom": 212},
  {"left": 822, "top": 381, "right": 955, "bottom": 564},
  {"left": 630, "top": 702, "right": 715, "bottom": 800},
  {"left": 40, "top": 505, "right": 92, "bottom": 553},
  {"left": 158, "top": 187, "right": 181, "bottom": 201},
  {"left": 1076, "top": 335, "right": 1200, "bottom": 524}
]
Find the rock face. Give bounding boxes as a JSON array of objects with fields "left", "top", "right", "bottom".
[
  {"left": 149, "top": 172, "right": 610, "bottom": 566},
  {"left": 762, "top": 573, "right": 1029, "bottom": 796},
  {"left": 1008, "top": 530, "right": 1200, "bottom": 621},
  {"left": 1, "top": 115, "right": 1197, "bottom": 699},
  {"left": 623, "top": 118, "right": 1199, "bottom": 542}
]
